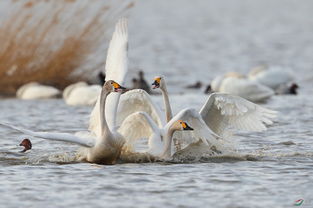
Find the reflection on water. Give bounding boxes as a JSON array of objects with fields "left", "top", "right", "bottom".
[{"left": 1, "top": 0, "right": 313, "bottom": 207}]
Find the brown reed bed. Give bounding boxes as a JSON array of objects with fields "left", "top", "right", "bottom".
[{"left": 0, "top": 0, "right": 134, "bottom": 95}]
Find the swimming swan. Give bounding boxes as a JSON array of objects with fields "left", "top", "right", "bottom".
[
  {"left": 16, "top": 82, "right": 60, "bottom": 99},
  {"left": 209, "top": 72, "right": 274, "bottom": 102},
  {"left": 119, "top": 112, "right": 195, "bottom": 159},
  {"left": 1, "top": 80, "right": 127, "bottom": 164},
  {"left": 117, "top": 79, "right": 276, "bottom": 160},
  {"left": 151, "top": 76, "right": 277, "bottom": 139},
  {"left": 0, "top": 18, "right": 129, "bottom": 164},
  {"left": 63, "top": 82, "right": 101, "bottom": 106},
  {"left": 248, "top": 65, "right": 298, "bottom": 95}
]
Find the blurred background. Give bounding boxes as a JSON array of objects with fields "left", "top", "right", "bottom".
[{"left": 0, "top": 0, "right": 312, "bottom": 95}]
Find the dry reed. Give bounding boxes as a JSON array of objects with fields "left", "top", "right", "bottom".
[{"left": 0, "top": 0, "right": 134, "bottom": 95}]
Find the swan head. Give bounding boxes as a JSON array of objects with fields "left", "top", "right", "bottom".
[
  {"left": 172, "top": 120, "right": 194, "bottom": 131},
  {"left": 104, "top": 80, "right": 126, "bottom": 93},
  {"left": 152, "top": 76, "right": 164, "bottom": 89},
  {"left": 19, "top": 138, "right": 32, "bottom": 152}
]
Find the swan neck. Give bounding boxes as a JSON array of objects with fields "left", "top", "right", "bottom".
[
  {"left": 100, "top": 89, "right": 112, "bottom": 137},
  {"left": 160, "top": 83, "right": 173, "bottom": 122},
  {"left": 161, "top": 127, "right": 175, "bottom": 159}
]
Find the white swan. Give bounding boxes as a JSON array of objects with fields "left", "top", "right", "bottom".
[
  {"left": 249, "top": 65, "right": 298, "bottom": 94},
  {"left": 119, "top": 111, "right": 195, "bottom": 159},
  {"left": 1, "top": 80, "right": 127, "bottom": 164},
  {"left": 209, "top": 72, "right": 274, "bottom": 102},
  {"left": 0, "top": 19, "right": 129, "bottom": 164},
  {"left": 16, "top": 82, "right": 60, "bottom": 99},
  {"left": 152, "top": 76, "right": 173, "bottom": 122},
  {"left": 63, "top": 82, "right": 101, "bottom": 106},
  {"left": 152, "top": 76, "right": 276, "bottom": 137},
  {"left": 117, "top": 76, "right": 276, "bottom": 160}
]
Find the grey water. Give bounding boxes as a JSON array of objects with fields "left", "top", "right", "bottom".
[{"left": 1, "top": 0, "right": 313, "bottom": 207}]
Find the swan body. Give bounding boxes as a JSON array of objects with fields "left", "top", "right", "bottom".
[
  {"left": 249, "top": 65, "right": 297, "bottom": 94},
  {"left": 210, "top": 73, "right": 274, "bottom": 102},
  {"left": 119, "top": 77, "right": 277, "bottom": 160},
  {"left": 151, "top": 76, "right": 277, "bottom": 153},
  {"left": 119, "top": 111, "right": 195, "bottom": 159},
  {"left": 63, "top": 82, "right": 101, "bottom": 106},
  {"left": 16, "top": 82, "right": 60, "bottom": 99},
  {"left": 0, "top": 19, "right": 129, "bottom": 165}
]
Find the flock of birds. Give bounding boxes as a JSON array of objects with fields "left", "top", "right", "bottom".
[
  {"left": 1, "top": 18, "right": 282, "bottom": 165},
  {"left": 15, "top": 64, "right": 298, "bottom": 105}
]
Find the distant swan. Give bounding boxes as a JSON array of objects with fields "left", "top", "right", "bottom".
[
  {"left": 209, "top": 72, "right": 274, "bottom": 102},
  {"left": 1, "top": 18, "right": 129, "bottom": 164},
  {"left": 249, "top": 65, "right": 299, "bottom": 95},
  {"left": 16, "top": 82, "right": 60, "bottom": 99},
  {"left": 63, "top": 82, "right": 101, "bottom": 106}
]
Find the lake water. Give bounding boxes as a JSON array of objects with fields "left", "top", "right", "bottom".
[{"left": 1, "top": 0, "right": 313, "bottom": 207}]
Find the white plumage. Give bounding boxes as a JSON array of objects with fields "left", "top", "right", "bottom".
[
  {"left": 249, "top": 65, "right": 295, "bottom": 92},
  {"left": 16, "top": 82, "right": 60, "bottom": 99},
  {"left": 89, "top": 18, "right": 128, "bottom": 135},
  {"left": 211, "top": 73, "right": 274, "bottom": 102},
  {"left": 63, "top": 82, "right": 101, "bottom": 106},
  {"left": 1, "top": 18, "right": 130, "bottom": 164}
]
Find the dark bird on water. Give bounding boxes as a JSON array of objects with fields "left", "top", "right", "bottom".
[
  {"left": 186, "top": 81, "right": 202, "bottom": 89},
  {"left": 132, "top": 71, "right": 151, "bottom": 93},
  {"left": 19, "top": 138, "right": 32, "bottom": 152}
]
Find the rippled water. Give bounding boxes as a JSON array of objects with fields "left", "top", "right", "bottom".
[{"left": 1, "top": 0, "right": 313, "bottom": 207}]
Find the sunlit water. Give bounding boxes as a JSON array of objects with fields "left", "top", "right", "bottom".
[{"left": 1, "top": 0, "right": 313, "bottom": 207}]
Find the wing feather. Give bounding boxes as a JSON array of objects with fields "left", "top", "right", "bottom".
[
  {"left": 199, "top": 93, "right": 277, "bottom": 137},
  {"left": 0, "top": 122, "right": 95, "bottom": 147},
  {"left": 166, "top": 108, "right": 221, "bottom": 150},
  {"left": 89, "top": 18, "right": 128, "bottom": 136},
  {"left": 118, "top": 111, "right": 161, "bottom": 152},
  {"left": 116, "top": 89, "right": 165, "bottom": 128}
]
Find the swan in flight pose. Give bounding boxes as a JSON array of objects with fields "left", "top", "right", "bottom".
[
  {"left": 63, "top": 82, "right": 101, "bottom": 106},
  {"left": 16, "top": 82, "right": 60, "bottom": 99},
  {"left": 208, "top": 72, "right": 274, "bottom": 102},
  {"left": 116, "top": 76, "right": 276, "bottom": 160},
  {"left": 151, "top": 76, "right": 276, "bottom": 139},
  {"left": 1, "top": 18, "right": 129, "bottom": 164},
  {"left": 248, "top": 65, "right": 299, "bottom": 95}
]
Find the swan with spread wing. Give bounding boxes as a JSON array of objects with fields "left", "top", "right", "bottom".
[
  {"left": 117, "top": 76, "right": 276, "bottom": 159},
  {"left": 0, "top": 19, "right": 129, "bottom": 164}
]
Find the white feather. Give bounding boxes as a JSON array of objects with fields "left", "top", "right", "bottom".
[
  {"left": 0, "top": 122, "right": 95, "bottom": 147},
  {"left": 117, "top": 89, "right": 165, "bottom": 128},
  {"left": 89, "top": 18, "right": 128, "bottom": 136},
  {"left": 199, "top": 93, "right": 277, "bottom": 138},
  {"left": 16, "top": 82, "right": 60, "bottom": 100}
]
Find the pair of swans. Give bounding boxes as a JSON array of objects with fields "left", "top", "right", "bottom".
[
  {"left": 1, "top": 19, "right": 277, "bottom": 164},
  {"left": 114, "top": 76, "right": 276, "bottom": 159},
  {"left": 0, "top": 19, "right": 195, "bottom": 164}
]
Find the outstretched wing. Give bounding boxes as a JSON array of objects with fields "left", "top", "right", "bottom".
[
  {"left": 0, "top": 122, "right": 95, "bottom": 147},
  {"left": 165, "top": 108, "right": 221, "bottom": 151},
  {"left": 199, "top": 93, "right": 277, "bottom": 137},
  {"left": 89, "top": 18, "right": 128, "bottom": 136},
  {"left": 118, "top": 111, "right": 161, "bottom": 152},
  {"left": 117, "top": 89, "right": 165, "bottom": 128}
]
